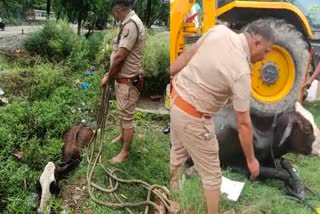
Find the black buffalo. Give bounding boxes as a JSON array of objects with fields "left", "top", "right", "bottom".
[{"left": 215, "top": 102, "right": 320, "bottom": 200}]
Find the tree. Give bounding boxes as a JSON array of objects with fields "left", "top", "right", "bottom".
[
  {"left": 145, "top": 0, "right": 152, "bottom": 27},
  {"left": 50, "top": 0, "right": 168, "bottom": 36},
  {"left": 53, "top": 0, "right": 106, "bottom": 35},
  {"left": 0, "top": 0, "right": 46, "bottom": 23},
  {"left": 46, "top": 0, "right": 51, "bottom": 19},
  {"left": 133, "top": 0, "right": 169, "bottom": 28}
]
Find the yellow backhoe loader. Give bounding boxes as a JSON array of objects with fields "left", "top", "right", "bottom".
[{"left": 170, "top": 0, "right": 320, "bottom": 113}]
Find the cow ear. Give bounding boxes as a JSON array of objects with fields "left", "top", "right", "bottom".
[
  {"left": 279, "top": 114, "right": 295, "bottom": 146},
  {"left": 49, "top": 181, "right": 60, "bottom": 195},
  {"left": 36, "top": 181, "right": 42, "bottom": 200}
]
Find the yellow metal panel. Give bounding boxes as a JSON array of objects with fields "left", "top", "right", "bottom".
[
  {"left": 216, "top": 1, "right": 313, "bottom": 39},
  {"left": 202, "top": 0, "right": 216, "bottom": 34},
  {"left": 170, "top": 0, "right": 195, "bottom": 63}
]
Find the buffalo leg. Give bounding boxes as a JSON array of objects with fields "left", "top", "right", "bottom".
[
  {"left": 228, "top": 165, "right": 291, "bottom": 181},
  {"left": 280, "top": 158, "right": 305, "bottom": 200},
  {"left": 258, "top": 166, "right": 291, "bottom": 181},
  {"left": 280, "top": 158, "right": 299, "bottom": 180}
]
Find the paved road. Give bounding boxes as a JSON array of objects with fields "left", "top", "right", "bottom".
[
  {"left": 0, "top": 24, "right": 79, "bottom": 53},
  {"left": 0, "top": 25, "right": 42, "bottom": 36},
  {"left": 0, "top": 26, "right": 42, "bottom": 52},
  {"left": 0, "top": 24, "right": 78, "bottom": 36}
]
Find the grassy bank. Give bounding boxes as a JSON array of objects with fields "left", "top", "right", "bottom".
[{"left": 0, "top": 21, "right": 170, "bottom": 212}]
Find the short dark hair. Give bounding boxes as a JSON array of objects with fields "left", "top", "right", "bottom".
[
  {"left": 111, "top": 0, "right": 131, "bottom": 9},
  {"left": 244, "top": 19, "right": 276, "bottom": 42}
]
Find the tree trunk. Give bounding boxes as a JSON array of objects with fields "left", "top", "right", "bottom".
[
  {"left": 77, "top": 13, "right": 82, "bottom": 35},
  {"left": 148, "top": 8, "right": 165, "bottom": 28},
  {"left": 145, "top": 0, "right": 152, "bottom": 26},
  {"left": 46, "top": 0, "right": 51, "bottom": 20}
]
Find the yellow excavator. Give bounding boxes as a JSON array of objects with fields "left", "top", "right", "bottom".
[{"left": 170, "top": 0, "right": 320, "bottom": 113}]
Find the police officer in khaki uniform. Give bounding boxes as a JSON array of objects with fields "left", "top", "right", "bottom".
[
  {"left": 170, "top": 21, "right": 275, "bottom": 214},
  {"left": 101, "top": 0, "right": 145, "bottom": 164}
]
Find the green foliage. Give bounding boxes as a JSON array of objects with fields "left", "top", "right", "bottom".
[
  {"left": 25, "top": 20, "right": 80, "bottom": 62},
  {"left": 0, "top": 69, "right": 35, "bottom": 97},
  {"left": 303, "top": 100, "right": 320, "bottom": 125},
  {"left": 85, "top": 32, "right": 106, "bottom": 61},
  {"left": 133, "top": 0, "right": 169, "bottom": 27},
  {"left": 143, "top": 31, "right": 169, "bottom": 77},
  {"left": 25, "top": 19, "right": 169, "bottom": 94},
  {"left": 96, "top": 28, "right": 118, "bottom": 71},
  {"left": 0, "top": 0, "right": 47, "bottom": 24},
  {"left": 25, "top": 20, "right": 107, "bottom": 72},
  {"left": 142, "top": 31, "right": 170, "bottom": 95}
]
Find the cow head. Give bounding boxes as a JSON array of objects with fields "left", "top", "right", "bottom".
[
  {"left": 62, "top": 124, "right": 94, "bottom": 163},
  {"left": 37, "top": 160, "right": 79, "bottom": 213},
  {"left": 295, "top": 102, "right": 320, "bottom": 156},
  {"left": 37, "top": 162, "right": 59, "bottom": 214}
]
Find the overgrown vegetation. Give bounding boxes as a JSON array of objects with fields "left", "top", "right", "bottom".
[
  {"left": 0, "top": 56, "right": 101, "bottom": 213},
  {"left": 24, "top": 20, "right": 104, "bottom": 71},
  {"left": 25, "top": 20, "right": 170, "bottom": 94},
  {"left": 0, "top": 52, "right": 170, "bottom": 212},
  {"left": 0, "top": 19, "right": 169, "bottom": 212}
]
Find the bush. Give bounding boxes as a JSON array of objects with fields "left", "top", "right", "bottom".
[
  {"left": 25, "top": 20, "right": 81, "bottom": 62},
  {"left": 142, "top": 31, "right": 170, "bottom": 95},
  {"left": 25, "top": 20, "right": 106, "bottom": 73},
  {"left": 0, "top": 69, "right": 35, "bottom": 97},
  {"left": 96, "top": 28, "right": 118, "bottom": 71},
  {"left": 29, "top": 65, "right": 70, "bottom": 101},
  {"left": 142, "top": 31, "right": 170, "bottom": 78},
  {"left": 86, "top": 32, "right": 106, "bottom": 62}
]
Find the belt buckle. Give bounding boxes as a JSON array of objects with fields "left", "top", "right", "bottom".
[{"left": 202, "top": 113, "right": 211, "bottom": 119}]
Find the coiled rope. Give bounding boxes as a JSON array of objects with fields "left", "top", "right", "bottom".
[{"left": 86, "top": 85, "right": 171, "bottom": 213}]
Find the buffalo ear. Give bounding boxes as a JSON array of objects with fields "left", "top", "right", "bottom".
[{"left": 279, "top": 114, "right": 295, "bottom": 147}]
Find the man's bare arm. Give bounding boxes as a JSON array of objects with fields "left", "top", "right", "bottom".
[
  {"left": 101, "top": 48, "right": 130, "bottom": 87},
  {"left": 170, "top": 41, "right": 201, "bottom": 77},
  {"left": 235, "top": 111, "right": 260, "bottom": 179},
  {"left": 108, "top": 47, "right": 130, "bottom": 77}
]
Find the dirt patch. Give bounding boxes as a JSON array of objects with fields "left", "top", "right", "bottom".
[
  {"left": 0, "top": 34, "right": 27, "bottom": 53},
  {"left": 136, "top": 96, "right": 169, "bottom": 115},
  {"left": 60, "top": 177, "right": 91, "bottom": 214}
]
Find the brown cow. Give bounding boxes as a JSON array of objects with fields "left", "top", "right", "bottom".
[{"left": 37, "top": 124, "right": 94, "bottom": 214}]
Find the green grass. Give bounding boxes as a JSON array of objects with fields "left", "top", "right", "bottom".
[
  {"left": 176, "top": 101, "right": 320, "bottom": 214},
  {"left": 0, "top": 53, "right": 170, "bottom": 213}
]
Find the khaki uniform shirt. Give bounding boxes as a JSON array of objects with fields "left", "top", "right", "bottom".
[
  {"left": 173, "top": 25, "right": 252, "bottom": 115},
  {"left": 111, "top": 10, "right": 145, "bottom": 78}
]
